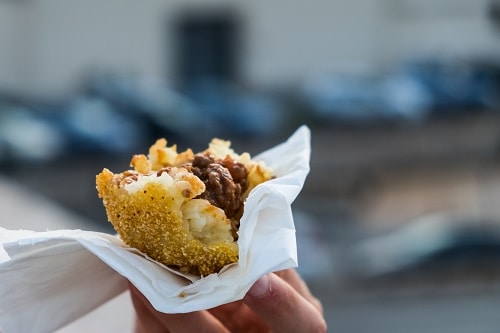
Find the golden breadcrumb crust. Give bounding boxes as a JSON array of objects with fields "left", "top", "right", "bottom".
[{"left": 96, "top": 169, "right": 238, "bottom": 276}]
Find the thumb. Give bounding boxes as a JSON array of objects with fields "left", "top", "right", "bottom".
[{"left": 243, "top": 273, "right": 327, "bottom": 333}]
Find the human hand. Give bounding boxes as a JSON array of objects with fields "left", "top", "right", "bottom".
[{"left": 129, "top": 269, "right": 327, "bottom": 333}]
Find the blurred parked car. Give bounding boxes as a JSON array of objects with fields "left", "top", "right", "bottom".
[
  {"left": 300, "top": 59, "right": 500, "bottom": 125},
  {"left": 61, "top": 96, "right": 149, "bottom": 154},
  {"left": 347, "top": 213, "right": 500, "bottom": 279},
  {"left": 0, "top": 104, "right": 65, "bottom": 163},
  {"left": 88, "top": 74, "right": 284, "bottom": 139},
  {"left": 184, "top": 78, "right": 283, "bottom": 137},
  {"left": 301, "top": 70, "right": 431, "bottom": 124},
  {"left": 87, "top": 73, "right": 210, "bottom": 139},
  {"left": 400, "top": 59, "right": 500, "bottom": 113},
  {"left": 0, "top": 97, "right": 149, "bottom": 165}
]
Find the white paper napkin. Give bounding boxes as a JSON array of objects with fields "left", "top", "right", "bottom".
[{"left": 0, "top": 126, "right": 311, "bottom": 333}]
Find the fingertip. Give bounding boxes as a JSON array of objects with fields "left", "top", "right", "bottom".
[{"left": 247, "top": 274, "right": 271, "bottom": 298}]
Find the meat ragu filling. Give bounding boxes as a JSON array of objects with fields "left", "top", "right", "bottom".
[
  {"left": 185, "top": 153, "right": 249, "bottom": 239},
  {"left": 138, "top": 153, "right": 249, "bottom": 240}
]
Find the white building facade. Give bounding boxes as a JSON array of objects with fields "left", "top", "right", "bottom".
[{"left": 0, "top": 0, "right": 499, "bottom": 98}]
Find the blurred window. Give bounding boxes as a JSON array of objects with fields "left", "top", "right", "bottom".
[
  {"left": 490, "top": 0, "right": 500, "bottom": 31},
  {"left": 174, "top": 11, "right": 239, "bottom": 87}
]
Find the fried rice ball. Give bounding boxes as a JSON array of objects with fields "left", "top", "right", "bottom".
[{"left": 96, "top": 138, "right": 273, "bottom": 276}]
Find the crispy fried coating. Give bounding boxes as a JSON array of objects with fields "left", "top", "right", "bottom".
[
  {"left": 96, "top": 168, "right": 238, "bottom": 276},
  {"left": 96, "top": 138, "right": 273, "bottom": 276}
]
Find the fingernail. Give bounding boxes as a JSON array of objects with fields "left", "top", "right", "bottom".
[{"left": 248, "top": 274, "right": 270, "bottom": 297}]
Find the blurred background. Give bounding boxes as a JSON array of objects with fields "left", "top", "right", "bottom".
[{"left": 2, "top": 0, "right": 500, "bottom": 331}]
